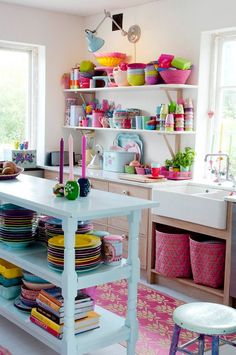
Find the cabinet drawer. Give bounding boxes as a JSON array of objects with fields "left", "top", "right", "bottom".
[
  {"left": 108, "top": 182, "right": 149, "bottom": 234},
  {"left": 90, "top": 179, "right": 108, "bottom": 191},
  {"left": 90, "top": 179, "right": 108, "bottom": 225},
  {"left": 107, "top": 227, "right": 147, "bottom": 269},
  {"left": 92, "top": 223, "right": 108, "bottom": 232},
  {"left": 44, "top": 170, "right": 69, "bottom": 181}
]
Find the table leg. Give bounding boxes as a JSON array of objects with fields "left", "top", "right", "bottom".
[
  {"left": 125, "top": 210, "right": 141, "bottom": 355},
  {"left": 61, "top": 217, "right": 78, "bottom": 355}
]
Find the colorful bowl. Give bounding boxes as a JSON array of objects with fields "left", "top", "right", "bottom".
[
  {"left": 127, "top": 73, "right": 145, "bottom": 86},
  {"left": 159, "top": 69, "right": 191, "bottom": 84},
  {"left": 135, "top": 167, "right": 145, "bottom": 175},
  {"left": 125, "top": 165, "right": 136, "bottom": 174},
  {"left": 94, "top": 52, "right": 126, "bottom": 67},
  {"left": 127, "top": 63, "right": 146, "bottom": 69}
]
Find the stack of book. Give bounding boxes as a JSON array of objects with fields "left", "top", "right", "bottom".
[{"left": 30, "top": 287, "right": 100, "bottom": 339}]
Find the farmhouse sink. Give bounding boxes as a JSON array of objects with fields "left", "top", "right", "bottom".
[{"left": 152, "top": 184, "right": 227, "bottom": 229}]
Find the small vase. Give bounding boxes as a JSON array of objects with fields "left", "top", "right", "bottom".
[
  {"left": 78, "top": 178, "right": 91, "bottom": 197},
  {"left": 64, "top": 180, "right": 79, "bottom": 200}
]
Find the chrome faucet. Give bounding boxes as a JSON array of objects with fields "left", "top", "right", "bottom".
[{"left": 204, "top": 153, "right": 230, "bottom": 180}]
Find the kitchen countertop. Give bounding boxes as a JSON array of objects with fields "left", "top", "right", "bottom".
[
  {"left": 40, "top": 165, "right": 186, "bottom": 189},
  {"left": 40, "top": 165, "right": 236, "bottom": 201}
]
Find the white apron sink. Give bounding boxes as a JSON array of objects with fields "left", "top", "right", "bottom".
[{"left": 152, "top": 185, "right": 227, "bottom": 229}]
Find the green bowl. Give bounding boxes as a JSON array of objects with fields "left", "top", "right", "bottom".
[{"left": 125, "top": 165, "right": 136, "bottom": 174}]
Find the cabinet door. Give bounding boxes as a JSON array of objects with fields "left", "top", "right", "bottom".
[
  {"left": 108, "top": 182, "right": 149, "bottom": 234},
  {"left": 90, "top": 178, "right": 109, "bottom": 226},
  {"left": 107, "top": 226, "right": 147, "bottom": 269}
]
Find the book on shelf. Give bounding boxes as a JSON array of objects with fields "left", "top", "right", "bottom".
[
  {"left": 31, "top": 308, "right": 100, "bottom": 334},
  {"left": 36, "top": 298, "right": 94, "bottom": 318},
  {"left": 36, "top": 305, "right": 94, "bottom": 324},
  {"left": 30, "top": 315, "right": 100, "bottom": 339},
  {"left": 37, "top": 288, "right": 93, "bottom": 313}
]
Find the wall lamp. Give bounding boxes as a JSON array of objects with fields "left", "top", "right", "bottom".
[{"left": 85, "top": 10, "right": 141, "bottom": 52}]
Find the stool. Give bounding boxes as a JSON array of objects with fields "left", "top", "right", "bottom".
[{"left": 169, "top": 302, "right": 236, "bottom": 355}]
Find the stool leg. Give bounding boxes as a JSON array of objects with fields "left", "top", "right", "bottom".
[
  {"left": 169, "top": 324, "right": 181, "bottom": 355},
  {"left": 212, "top": 336, "right": 219, "bottom": 355},
  {"left": 198, "top": 334, "right": 205, "bottom": 355}
]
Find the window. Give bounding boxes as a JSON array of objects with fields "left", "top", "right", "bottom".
[
  {"left": 208, "top": 32, "right": 236, "bottom": 176},
  {"left": 0, "top": 42, "right": 38, "bottom": 160}
]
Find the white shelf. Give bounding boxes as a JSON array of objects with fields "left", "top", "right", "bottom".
[
  {"left": 0, "top": 299, "right": 128, "bottom": 355},
  {"left": 63, "top": 126, "right": 196, "bottom": 135},
  {"left": 0, "top": 242, "right": 131, "bottom": 290},
  {"left": 64, "top": 83, "right": 198, "bottom": 94}
]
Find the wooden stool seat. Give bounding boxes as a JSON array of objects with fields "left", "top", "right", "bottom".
[
  {"left": 169, "top": 302, "right": 236, "bottom": 355},
  {"left": 173, "top": 302, "right": 236, "bottom": 335}
]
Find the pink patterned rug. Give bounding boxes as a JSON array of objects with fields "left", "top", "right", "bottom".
[{"left": 96, "top": 280, "right": 235, "bottom": 355}]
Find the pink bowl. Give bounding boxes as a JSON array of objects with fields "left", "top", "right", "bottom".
[
  {"left": 159, "top": 69, "right": 191, "bottom": 84},
  {"left": 135, "top": 167, "right": 145, "bottom": 175},
  {"left": 128, "top": 63, "right": 146, "bottom": 69}
]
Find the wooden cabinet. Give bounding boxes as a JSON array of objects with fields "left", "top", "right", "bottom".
[{"left": 147, "top": 206, "right": 233, "bottom": 305}]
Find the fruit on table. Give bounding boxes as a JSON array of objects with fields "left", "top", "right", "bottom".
[{"left": 0, "top": 161, "right": 18, "bottom": 175}]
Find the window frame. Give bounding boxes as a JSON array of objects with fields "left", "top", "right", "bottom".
[{"left": 0, "top": 41, "right": 38, "bottom": 151}]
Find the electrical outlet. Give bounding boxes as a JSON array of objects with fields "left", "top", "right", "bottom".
[{"left": 112, "top": 13, "right": 123, "bottom": 31}]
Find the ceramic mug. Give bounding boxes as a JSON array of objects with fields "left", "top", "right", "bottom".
[
  {"left": 99, "top": 116, "right": 110, "bottom": 128},
  {"left": 113, "top": 67, "right": 129, "bottom": 86},
  {"left": 92, "top": 110, "right": 103, "bottom": 128}
]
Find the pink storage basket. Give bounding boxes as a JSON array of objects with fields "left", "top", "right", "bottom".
[
  {"left": 190, "top": 236, "right": 226, "bottom": 288},
  {"left": 159, "top": 69, "right": 191, "bottom": 84},
  {"left": 155, "top": 227, "right": 191, "bottom": 278}
]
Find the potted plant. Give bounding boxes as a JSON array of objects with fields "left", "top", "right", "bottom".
[
  {"left": 164, "top": 147, "right": 195, "bottom": 172},
  {"left": 178, "top": 147, "right": 195, "bottom": 172}
]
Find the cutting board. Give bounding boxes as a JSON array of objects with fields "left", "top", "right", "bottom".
[{"left": 118, "top": 174, "right": 167, "bottom": 183}]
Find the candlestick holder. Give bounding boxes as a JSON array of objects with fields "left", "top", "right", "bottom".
[
  {"left": 64, "top": 180, "right": 79, "bottom": 200},
  {"left": 53, "top": 183, "right": 64, "bottom": 197},
  {"left": 78, "top": 178, "right": 91, "bottom": 197}
]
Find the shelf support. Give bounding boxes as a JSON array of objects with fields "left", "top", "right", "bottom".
[
  {"left": 126, "top": 210, "right": 141, "bottom": 355},
  {"left": 163, "top": 134, "right": 175, "bottom": 158},
  {"left": 61, "top": 217, "right": 78, "bottom": 355}
]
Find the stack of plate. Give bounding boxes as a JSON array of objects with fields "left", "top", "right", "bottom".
[
  {"left": 45, "top": 217, "right": 93, "bottom": 243},
  {"left": 0, "top": 204, "right": 37, "bottom": 248},
  {"left": 14, "top": 270, "right": 54, "bottom": 312},
  {"left": 36, "top": 215, "right": 52, "bottom": 243},
  {"left": 48, "top": 234, "right": 102, "bottom": 273}
]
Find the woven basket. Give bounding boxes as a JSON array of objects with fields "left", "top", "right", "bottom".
[
  {"left": 190, "top": 236, "right": 226, "bottom": 288},
  {"left": 159, "top": 69, "right": 191, "bottom": 84},
  {"left": 155, "top": 228, "right": 191, "bottom": 278}
]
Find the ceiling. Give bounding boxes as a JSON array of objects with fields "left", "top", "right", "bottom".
[{"left": 0, "top": 0, "right": 157, "bottom": 16}]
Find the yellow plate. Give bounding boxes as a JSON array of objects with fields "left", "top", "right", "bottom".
[
  {"left": 48, "top": 234, "right": 101, "bottom": 249},
  {"left": 48, "top": 254, "right": 100, "bottom": 262}
]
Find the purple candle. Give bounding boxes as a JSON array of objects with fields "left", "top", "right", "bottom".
[
  {"left": 82, "top": 134, "right": 86, "bottom": 178},
  {"left": 59, "top": 138, "right": 64, "bottom": 184}
]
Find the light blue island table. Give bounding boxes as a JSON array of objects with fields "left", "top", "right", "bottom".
[{"left": 0, "top": 174, "right": 157, "bottom": 355}]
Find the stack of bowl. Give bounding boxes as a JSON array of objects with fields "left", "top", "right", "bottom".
[
  {"left": 145, "top": 64, "right": 158, "bottom": 85},
  {"left": 127, "top": 63, "right": 146, "bottom": 86}
]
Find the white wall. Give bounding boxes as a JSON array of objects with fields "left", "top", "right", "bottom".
[
  {"left": 0, "top": 2, "right": 85, "bottom": 164},
  {"left": 84, "top": 0, "right": 236, "bottom": 164}
]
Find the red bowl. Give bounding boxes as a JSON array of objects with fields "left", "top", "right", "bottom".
[{"left": 159, "top": 69, "right": 191, "bottom": 84}]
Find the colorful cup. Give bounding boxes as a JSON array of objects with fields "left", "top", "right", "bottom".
[{"left": 151, "top": 162, "right": 161, "bottom": 177}]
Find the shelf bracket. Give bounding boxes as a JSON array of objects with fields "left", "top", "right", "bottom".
[
  {"left": 163, "top": 88, "right": 184, "bottom": 103},
  {"left": 163, "top": 134, "right": 175, "bottom": 158}
]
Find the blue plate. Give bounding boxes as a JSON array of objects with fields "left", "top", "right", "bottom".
[{"left": 1, "top": 240, "right": 34, "bottom": 249}]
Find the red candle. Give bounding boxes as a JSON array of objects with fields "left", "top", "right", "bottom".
[
  {"left": 82, "top": 134, "right": 86, "bottom": 178},
  {"left": 59, "top": 138, "right": 64, "bottom": 184}
]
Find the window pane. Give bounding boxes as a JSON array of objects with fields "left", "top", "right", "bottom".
[
  {"left": 221, "top": 40, "right": 236, "bottom": 86},
  {"left": 0, "top": 49, "right": 29, "bottom": 160},
  {"left": 217, "top": 89, "right": 236, "bottom": 175}
]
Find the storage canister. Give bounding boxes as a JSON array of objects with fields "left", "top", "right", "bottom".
[
  {"left": 190, "top": 236, "right": 226, "bottom": 288},
  {"left": 103, "top": 235, "right": 123, "bottom": 266},
  {"left": 155, "top": 227, "right": 191, "bottom": 278}
]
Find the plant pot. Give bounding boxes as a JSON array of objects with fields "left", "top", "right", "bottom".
[{"left": 180, "top": 166, "right": 190, "bottom": 172}]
